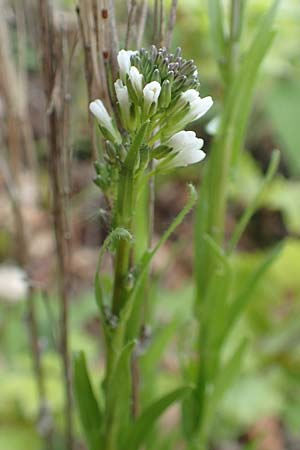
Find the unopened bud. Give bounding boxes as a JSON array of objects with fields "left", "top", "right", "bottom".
[
  {"left": 151, "top": 68, "right": 161, "bottom": 83},
  {"left": 159, "top": 80, "right": 171, "bottom": 108}
]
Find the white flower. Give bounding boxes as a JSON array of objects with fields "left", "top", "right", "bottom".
[
  {"left": 129, "top": 66, "right": 143, "bottom": 95},
  {"left": 114, "top": 79, "right": 130, "bottom": 117},
  {"left": 89, "top": 99, "right": 120, "bottom": 142},
  {"left": 143, "top": 81, "right": 161, "bottom": 104},
  {"left": 0, "top": 266, "right": 28, "bottom": 304},
  {"left": 117, "top": 49, "right": 137, "bottom": 81},
  {"left": 179, "top": 89, "right": 200, "bottom": 105},
  {"left": 143, "top": 81, "right": 161, "bottom": 115},
  {"left": 164, "top": 130, "right": 206, "bottom": 168},
  {"left": 179, "top": 89, "right": 213, "bottom": 124},
  {"left": 186, "top": 96, "right": 213, "bottom": 122}
]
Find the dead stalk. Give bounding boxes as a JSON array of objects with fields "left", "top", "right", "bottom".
[
  {"left": 137, "top": 0, "right": 148, "bottom": 48},
  {"left": 125, "top": 0, "right": 137, "bottom": 49},
  {"left": 0, "top": 8, "right": 53, "bottom": 448},
  {"left": 159, "top": 0, "right": 165, "bottom": 47},
  {"left": 38, "top": 2, "right": 74, "bottom": 449},
  {"left": 166, "top": 0, "right": 178, "bottom": 49}
]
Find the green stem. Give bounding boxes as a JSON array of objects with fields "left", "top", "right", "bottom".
[
  {"left": 111, "top": 166, "right": 135, "bottom": 316},
  {"left": 111, "top": 121, "right": 150, "bottom": 316}
]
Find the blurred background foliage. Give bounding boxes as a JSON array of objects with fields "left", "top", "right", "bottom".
[{"left": 1, "top": 0, "right": 300, "bottom": 449}]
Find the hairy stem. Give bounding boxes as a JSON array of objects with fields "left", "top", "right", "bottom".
[{"left": 112, "top": 166, "right": 135, "bottom": 315}]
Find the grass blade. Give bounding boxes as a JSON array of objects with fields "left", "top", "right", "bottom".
[
  {"left": 227, "top": 149, "right": 280, "bottom": 254},
  {"left": 73, "top": 351, "right": 103, "bottom": 450},
  {"left": 122, "top": 386, "right": 193, "bottom": 450}
]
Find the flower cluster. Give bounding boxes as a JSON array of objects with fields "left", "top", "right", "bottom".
[{"left": 90, "top": 46, "right": 213, "bottom": 170}]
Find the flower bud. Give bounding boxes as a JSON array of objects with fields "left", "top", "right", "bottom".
[
  {"left": 151, "top": 68, "right": 161, "bottom": 83},
  {"left": 129, "top": 103, "right": 138, "bottom": 131},
  {"left": 105, "top": 140, "right": 118, "bottom": 161},
  {"left": 143, "top": 81, "right": 161, "bottom": 116},
  {"left": 117, "top": 49, "right": 137, "bottom": 81},
  {"left": 89, "top": 99, "right": 121, "bottom": 143},
  {"left": 151, "top": 144, "right": 172, "bottom": 159},
  {"left": 129, "top": 66, "right": 143, "bottom": 96},
  {"left": 114, "top": 79, "right": 131, "bottom": 129},
  {"left": 138, "top": 145, "right": 150, "bottom": 172},
  {"left": 159, "top": 80, "right": 171, "bottom": 108}
]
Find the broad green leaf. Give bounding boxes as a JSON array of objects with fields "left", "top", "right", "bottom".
[
  {"left": 122, "top": 386, "right": 193, "bottom": 450},
  {"left": 73, "top": 351, "right": 102, "bottom": 450}
]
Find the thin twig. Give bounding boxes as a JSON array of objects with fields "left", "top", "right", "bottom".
[
  {"left": 76, "top": 3, "right": 97, "bottom": 159},
  {"left": 166, "top": 0, "right": 178, "bottom": 49},
  {"left": 125, "top": 0, "right": 137, "bottom": 49},
  {"left": 153, "top": 0, "right": 159, "bottom": 44},
  {"left": 38, "top": 2, "right": 74, "bottom": 449},
  {"left": 136, "top": 0, "right": 148, "bottom": 48},
  {"left": 107, "top": 0, "right": 119, "bottom": 80},
  {"left": 159, "top": 0, "right": 165, "bottom": 47}
]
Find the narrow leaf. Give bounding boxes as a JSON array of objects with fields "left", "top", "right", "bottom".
[
  {"left": 228, "top": 149, "right": 280, "bottom": 254},
  {"left": 95, "top": 227, "right": 133, "bottom": 316},
  {"left": 122, "top": 386, "right": 193, "bottom": 450},
  {"left": 106, "top": 340, "right": 136, "bottom": 441},
  {"left": 73, "top": 351, "right": 102, "bottom": 450},
  {"left": 207, "top": 0, "right": 226, "bottom": 72},
  {"left": 224, "top": 241, "right": 284, "bottom": 341},
  {"left": 199, "top": 341, "right": 247, "bottom": 442}
]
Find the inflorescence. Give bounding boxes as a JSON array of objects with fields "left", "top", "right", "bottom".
[{"left": 90, "top": 45, "right": 213, "bottom": 171}]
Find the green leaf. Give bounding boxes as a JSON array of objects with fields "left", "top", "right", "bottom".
[
  {"left": 195, "top": 0, "right": 279, "bottom": 300},
  {"left": 229, "top": 0, "right": 279, "bottom": 167},
  {"left": 125, "top": 120, "right": 150, "bottom": 169},
  {"left": 73, "top": 351, "right": 102, "bottom": 450},
  {"left": 266, "top": 79, "right": 300, "bottom": 176},
  {"left": 198, "top": 234, "right": 232, "bottom": 343},
  {"left": 141, "top": 318, "right": 181, "bottom": 374},
  {"left": 105, "top": 341, "right": 136, "bottom": 444},
  {"left": 94, "top": 227, "right": 133, "bottom": 317},
  {"left": 197, "top": 341, "right": 247, "bottom": 444},
  {"left": 207, "top": 0, "right": 226, "bottom": 71},
  {"left": 111, "top": 184, "right": 197, "bottom": 348},
  {"left": 227, "top": 149, "right": 280, "bottom": 254},
  {"left": 223, "top": 241, "right": 284, "bottom": 342},
  {"left": 122, "top": 386, "right": 193, "bottom": 450}
]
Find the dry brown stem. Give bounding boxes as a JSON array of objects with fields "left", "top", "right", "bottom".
[
  {"left": 0, "top": 6, "right": 54, "bottom": 448},
  {"left": 137, "top": 0, "right": 148, "bottom": 48},
  {"left": 38, "top": 2, "right": 74, "bottom": 449},
  {"left": 125, "top": 0, "right": 137, "bottom": 49},
  {"left": 166, "top": 0, "right": 178, "bottom": 49}
]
